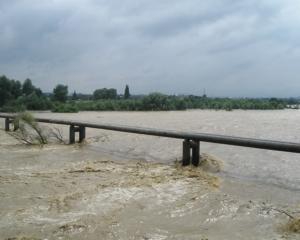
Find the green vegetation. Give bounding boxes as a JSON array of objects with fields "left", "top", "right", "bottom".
[
  {"left": 93, "top": 88, "right": 117, "bottom": 100},
  {"left": 8, "top": 112, "right": 67, "bottom": 144},
  {"left": 52, "top": 102, "right": 79, "bottom": 113},
  {"left": 0, "top": 74, "right": 295, "bottom": 113},
  {"left": 72, "top": 91, "right": 78, "bottom": 100},
  {"left": 53, "top": 84, "right": 68, "bottom": 102},
  {"left": 22, "top": 79, "right": 33, "bottom": 95},
  {"left": 0, "top": 75, "right": 22, "bottom": 106},
  {"left": 0, "top": 75, "right": 51, "bottom": 112},
  {"left": 73, "top": 94, "right": 287, "bottom": 111},
  {"left": 9, "top": 112, "right": 48, "bottom": 144},
  {"left": 124, "top": 85, "right": 130, "bottom": 99}
]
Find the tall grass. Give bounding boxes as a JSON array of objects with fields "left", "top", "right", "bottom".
[{"left": 8, "top": 112, "right": 67, "bottom": 145}]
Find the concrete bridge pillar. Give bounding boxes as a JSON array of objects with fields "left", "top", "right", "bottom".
[
  {"left": 182, "top": 139, "right": 200, "bottom": 166},
  {"left": 69, "top": 125, "right": 86, "bottom": 144}
]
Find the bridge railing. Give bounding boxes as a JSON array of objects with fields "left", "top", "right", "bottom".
[{"left": 1, "top": 113, "right": 300, "bottom": 166}]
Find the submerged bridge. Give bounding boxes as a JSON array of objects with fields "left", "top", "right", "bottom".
[{"left": 1, "top": 113, "right": 300, "bottom": 166}]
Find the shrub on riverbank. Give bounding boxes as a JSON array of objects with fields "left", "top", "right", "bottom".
[
  {"left": 51, "top": 103, "right": 79, "bottom": 113},
  {"left": 7, "top": 112, "right": 67, "bottom": 144},
  {"left": 63, "top": 96, "right": 286, "bottom": 112},
  {"left": 8, "top": 112, "right": 48, "bottom": 144},
  {"left": 0, "top": 96, "right": 286, "bottom": 113},
  {"left": 0, "top": 101, "right": 26, "bottom": 113}
]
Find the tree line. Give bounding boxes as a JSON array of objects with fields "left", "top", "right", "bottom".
[{"left": 0, "top": 75, "right": 293, "bottom": 113}]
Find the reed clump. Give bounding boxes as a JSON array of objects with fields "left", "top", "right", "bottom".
[
  {"left": 7, "top": 112, "right": 66, "bottom": 145},
  {"left": 8, "top": 112, "right": 47, "bottom": 144}
]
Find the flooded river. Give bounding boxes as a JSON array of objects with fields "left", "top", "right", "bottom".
[{"left": 1, "top": 110, "right": 300, "bottom": 239}]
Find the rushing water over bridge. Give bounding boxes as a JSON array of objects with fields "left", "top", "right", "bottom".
[{"left": 1, "top": 113, "right": 300, "bottom": 166}]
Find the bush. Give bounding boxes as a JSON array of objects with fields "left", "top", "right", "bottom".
[
  {"left": 93, "top": 88, "right": 117, "bottom": 100},
  {"left": 51, "top": 103, "right": 79, "bottom": 113},
  {"left": 9, "top": 112, "right": 48, "bottom": 144},
  {"left": 0, "top": 101, "right": 26, "bottom": 113},
  {"left": 142, "top": 93, "right": 170, "bottom": 110},
  {"left": 53, "top": 84, "right": 68, "bottom": 102},
  {"left": 16, "top": 93, "right": 52, "bottom": 110}
]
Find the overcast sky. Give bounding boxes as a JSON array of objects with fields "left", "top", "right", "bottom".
[{"left": 0, "top": 0, "right": 300, "bottom": 97}]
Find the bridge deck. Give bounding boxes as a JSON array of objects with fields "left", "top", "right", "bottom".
[{"left": 1, "top": 113, "right": 300, "bottom": 166}]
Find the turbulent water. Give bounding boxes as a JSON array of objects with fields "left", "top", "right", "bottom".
[{"left": 1, "top": 110, "right": 300, "bottom": 239}]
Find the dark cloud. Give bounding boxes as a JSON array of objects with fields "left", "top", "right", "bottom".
[{"left": 0, "top": 0, "right": 300, "bottom": 97}]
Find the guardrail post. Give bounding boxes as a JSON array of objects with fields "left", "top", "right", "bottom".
[
  {"left": 5, "top": 118, "right": 10, "bottom": 131},
  {"left": 13, "top": 119, "right": 19, "bottom": 131},
  {"left": 79, "top": 126, "right": 86, "bottom": 143},
  {"left": 69, "top": 125, "right": 76, "bottom": 144},
  {"left": 191, "top": 140, "right": 200, "bottom": 166},
  {"left": 182, "top": 139, "right": 191, "bottom": 166}
]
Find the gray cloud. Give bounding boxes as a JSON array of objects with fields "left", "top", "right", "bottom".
[{"left": 0, "top": 0, "right": 300, "bottom": 97}]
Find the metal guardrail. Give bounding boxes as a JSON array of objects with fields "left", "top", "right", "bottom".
[{"left": 1, "top": 113, "right": 300, "bottom": 166}]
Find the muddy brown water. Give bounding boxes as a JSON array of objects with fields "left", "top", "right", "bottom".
[{"left": 1, "top": 110, "right": 300, "bottom": 239}]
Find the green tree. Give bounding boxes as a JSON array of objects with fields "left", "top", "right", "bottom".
[
  {"left": 93, "top": 88, "right": 117, "bottom": 100},
  {"left": 72, "top": 91, "right": 78, "bottom": 100},
  {"left": 11, "top": 80, "right": 22, "bottom": 98},
  {"left": 53, "top": 84, "right": 68, "bottom": 102},
  {"left": 0, "top": 75, "right": 49, "bottom": 111},
  {"left": 20, "top": 92, "right": 50, "bottom": 110},
  {"left": 22, "top": 79, "right": 35, "bottom": 96},
  {"left": 142, "top": 93, "right": 169, "bottom": 110},
  {"left": 34, "top": 88, "right": 43, "bottom": 97},
  {"left": 0, "top": 75, "right": 12, "bottom": 106},
  {"left": 124, "top": 85, "right": 130, "bottom": 99}
]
